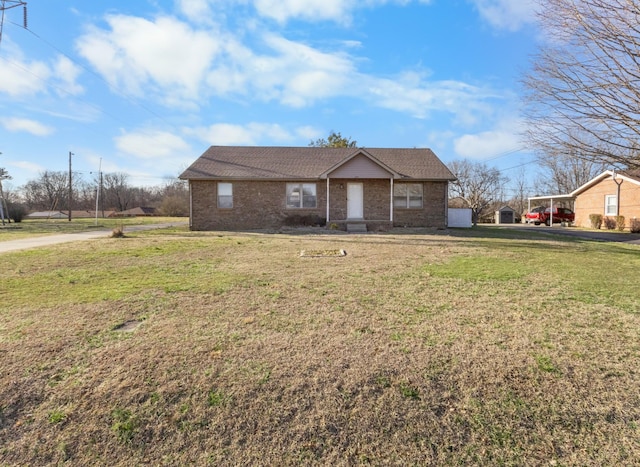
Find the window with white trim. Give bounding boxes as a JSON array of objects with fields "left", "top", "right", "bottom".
[
  {"left": 218, "top": 182, "right": 233, "bottom": 208},
  {"left": 605, "top": 194, "right": 617, "bottom": 216},
  {"left": 286, "top": 183, "right": 317, "bottom": 208},
  {"left": 394, "top": 183, "right": 423, "bottom": 209}
]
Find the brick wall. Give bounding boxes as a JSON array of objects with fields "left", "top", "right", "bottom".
[
  {"left": 574, "top": 178, "right": 640, "bottom": 229},
  {"left": 327, "top": 179, "right": 390, "bottom": 221},
  {"left": 190, "top": 180, "right": 327, "bottom": 230},
  {"left": 189, "top": 179, "right": 448, "bottom": 230},
  {"left": 394, "top": 181, "right": 448, "bottom": 228}
]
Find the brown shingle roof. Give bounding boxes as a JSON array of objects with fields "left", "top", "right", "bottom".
[{"left": 180, "top": 146, "right": 455, "bottom": 181}]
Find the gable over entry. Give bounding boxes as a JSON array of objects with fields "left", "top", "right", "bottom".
[{"left": 323, "top": 150, "right": 399, "bottom": 224}]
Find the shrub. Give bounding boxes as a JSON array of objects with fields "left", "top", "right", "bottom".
[
  {"left": 110, "top": 226, "right": 126, "bottom": 238},
  {"left": 630, "top": 218, "right": 640, "bottom": 233},
  {"left": 615, "top": 215, "right": 625, "bottom": 231},
  {"left": 283, "top": 214, "right": 326, "bottom": 227},
  {"left": 159, "top": 195, "right": 188, "bottom": 216},
  {"left": 588, "top": 214, "right": 603, "bottom": 229},
  {"left": 603, "top": 217, "right": 616, "bottom": 230},
  {"left": 8, "top": 203, "right": 27, "bottom": 222}
]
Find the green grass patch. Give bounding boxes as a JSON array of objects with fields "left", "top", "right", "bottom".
[
  {"left": 424, "top": 255, "right": 532, "bottom": 281},
  {"left": 0, "top": 237, "right": 244, "bottom": 307},
  {"left": 0, "top": 217, "right": 186, "bottom": 241}
]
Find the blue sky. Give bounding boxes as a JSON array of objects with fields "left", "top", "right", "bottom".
[{"left": 0, "top": 0, "right": 539, "bottom": 191}]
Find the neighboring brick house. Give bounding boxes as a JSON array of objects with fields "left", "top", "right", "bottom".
[
  {"left": 572, "top": 169, "right": 640, "bottom": 229},
  {"left": 179, "top": 146, "right": 456, "bottom": 231}
]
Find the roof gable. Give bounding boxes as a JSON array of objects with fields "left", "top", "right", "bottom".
[
  {"left": 179, "top": 146, "right": 455, "bottom": 181},
  {"left": 570, "top": 169, "right": 640, "bottom": 197},
  {"left": 323, "top": 150, "right": 398, "bottom": 178}
]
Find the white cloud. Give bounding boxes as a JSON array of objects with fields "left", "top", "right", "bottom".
[
  {"left": 469, "top": 0, "right": 537, "bottom": 32},
  {"left": 204, "top": 33, "right": 357, "bottom": 107},
  {"left": 76, "top": 15, "right": 220, "bottom": 101},
  {"left": 185, "top": 122, "right": 295, "bottom": 145},
  {"left": 453, "top": 123, "right": 523, "bottom": 159},
  {"left": 74, "top": 5, "right": 506, "bottom": 125},
  {"left": 254, "top": 0, "right": 350, "bottom": 24},
  {"left": 364, "top": 71, "right": 498, "bottom": 122},
  {"left": 0, "top": 117, "right": 55, "bottom": 136},
  {"left": 53, "top": 56, "right": 84, "bottom": 96},
  {"left": 295, "top": 125, "right": 322, "bottom": 141},
  {"left": 0, "top": 39, "right": 84, "bottom": 99},
  {"left": 176, "top": 0, "right": 213, "bottom": 22},
  {"left": 253, "top": 0, "right": 433, "bottom": 24},
  {"left": 114, "top": 129, "right": 191, "bottom": 159},
  {"left": 261, "top": 35, "right": 355, "bottom": 106},
  {"left": 12, "top": 160, "right": 44, "bottom": 173},
  {"left": 0, "top": 41, "right": 51, "bottom": 97}
]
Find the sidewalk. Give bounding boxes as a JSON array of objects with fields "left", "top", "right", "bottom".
[{"left": 0, "top": 222, "right": 188, "bottom": 254}]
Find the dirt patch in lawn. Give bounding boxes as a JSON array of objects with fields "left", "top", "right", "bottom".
[
  {"left": 112, "top": 320, "right": 142, "bottom": 332},
  {"left": 299, "top": 248, "right": 347, "bottom": 257}
]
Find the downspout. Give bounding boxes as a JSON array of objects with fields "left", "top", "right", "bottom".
[
  {"left": 550, "top": 198, "right": 554, "bottom": 226},
  {"left": 189, "top": 180, "right": 193, "bottom": 230},
  {"left": 445, "top": 181, "right": 449, "bottom": 228},
  {"left": 390, "top": 177, "right": 394, "bottom": 224},
  {"left": 326, "top": 178, "right": 330, "bottom": 223}
]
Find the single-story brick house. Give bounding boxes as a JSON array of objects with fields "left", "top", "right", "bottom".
[
  {"left": 179, "top": 146, "right": 456, "bottom": 231},
  {"left": 571, "top": 169, "right": 640, "bottom": 228}
]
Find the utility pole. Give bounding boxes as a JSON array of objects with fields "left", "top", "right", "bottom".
[
  {"left": 0, "top": 151, "right": 10, "bottom": 226},
  {"left": 0, "top": 1, "right": 27, "bottom": 47},
  {"left": 68, "top": 151, "right": 73, "bottom": 222},
  {"left": 92, "top": 158, "right": 102, "bottom": 226}
]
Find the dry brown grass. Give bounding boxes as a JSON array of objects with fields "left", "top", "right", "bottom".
[{"left": 1, "top": 227, "right": 640, "bottom": 465}]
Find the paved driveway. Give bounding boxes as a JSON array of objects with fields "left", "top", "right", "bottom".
[
  {"left": 0, "top": 222, "right": 188, "bottom": 254},
  {"left": 491, "top": 224, "right": 640, "bottom": 245}
]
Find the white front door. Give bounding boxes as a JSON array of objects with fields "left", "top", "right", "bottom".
[{"left": 347, "top": 183, "right": 364, "bottom": 219}]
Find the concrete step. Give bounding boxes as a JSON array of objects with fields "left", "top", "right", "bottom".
[{"left": 346, "top": 223, "right": 367, "bottom": 233}]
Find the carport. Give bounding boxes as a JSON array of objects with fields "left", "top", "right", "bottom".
[{"left": 527, "top": 194, "right": 575, "bottom": 225}]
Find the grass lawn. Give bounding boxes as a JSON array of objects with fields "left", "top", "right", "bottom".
[
  {"left": 1, "top": 226, "right": 639, "bottom": 465},
  {"left": 0, "top": 217, "right": 187, "bottom": 242}
]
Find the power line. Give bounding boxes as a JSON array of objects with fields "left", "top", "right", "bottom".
[
  {"left": 0, "top": 1, "right": 27, "bottom": 47},
  {"left": 7, "top": 18, "right": 174, "bottom": 128},
  {"left": 484, "top": 146, "right": 526, "bottom": 161},
  {"left": 0, "top": 53, "right": 132, "bottom": 127}
]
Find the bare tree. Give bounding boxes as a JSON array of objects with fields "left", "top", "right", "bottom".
[
  {"left": 508, "top": 167, "right": 532, "bottom": 217},
  {"left": 523, "top": 0, "right": 640, "bottom": 170},
  {"left": 448, "top": 160, "right": 505, "bottom": 225},
  {"left": 534, "top": 148, "right": 606, "bottom": 195},
  {"left": 102, "top": 172, "right": 134, "bottom": 212},
  {"left": 22, "top": 171, "right": 69, "bottom": 211}
]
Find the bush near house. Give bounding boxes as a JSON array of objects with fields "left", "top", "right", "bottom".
[
  {"left": 589, "top": 213, "right": 603, "bottom": 229},
  {"left": 603, "top": 216, "right": 616, "bottom": 230},
  {"left": 630, "top": 218, "right": 640, "bottom": 233},
  {"left": 615, "top": 215, "right": 625, "bottom": 231}
]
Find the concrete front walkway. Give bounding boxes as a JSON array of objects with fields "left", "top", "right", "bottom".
[{"left": 0, "top": 222, "right": 187, "bottom": 254}]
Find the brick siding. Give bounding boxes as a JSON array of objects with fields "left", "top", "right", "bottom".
[
  {"left": 574, "top": 178, "right": 640, "bottom": 229},
  {"left": 190, "top": 179, "right": 448, "bottom": 230}
]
